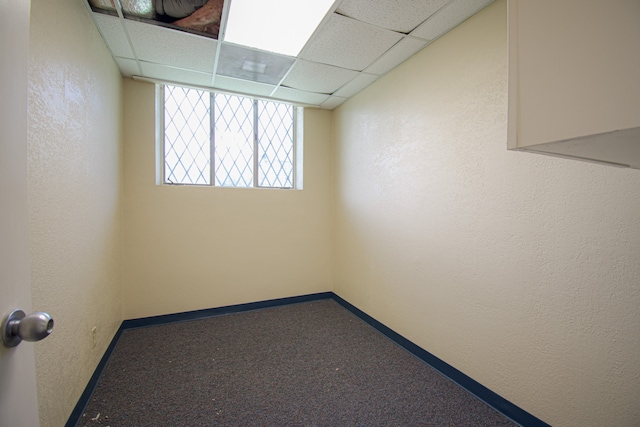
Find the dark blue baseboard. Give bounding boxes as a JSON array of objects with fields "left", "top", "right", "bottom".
[
  {"left": 66, "top": 291, "right": 549, "bottom": 427},
  {"left": 122, "top": 292, "right": 335, "bottom": 329},
  {"left": 65, "top": 323, "right": 125, "bottom": 427},
  {"left": 65, "top": 292, "right": 333, "bottom": 426},
  {"left": 331, "top": 294, "right": 550, "bottom": 427}
]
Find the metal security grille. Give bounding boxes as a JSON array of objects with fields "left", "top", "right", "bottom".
[
  {"left": 213, "top": 94, "right": 255, "bottom": 187},
  {"left": 162, "top": 85, "right": 296, "bottom": 188},
  {"left": 164, "top": 85, "right": 211, "bottom": 185},
  {"left": 257, "top": 100, "right": 294, "bottom": 188}
]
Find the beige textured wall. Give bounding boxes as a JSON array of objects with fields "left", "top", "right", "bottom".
[
  {"left": 332, "top": 1, "right": 640, "bottom": 426},
  {"left": 122, "top": 79, "right": 332, "bottom": 319},
  {"left": 27, "top": 0, "right": 124, "bottom": 425}
]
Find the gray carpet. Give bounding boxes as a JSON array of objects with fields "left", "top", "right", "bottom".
[{"left": 80, "top": 299, "right": 516, "bottom": 426}]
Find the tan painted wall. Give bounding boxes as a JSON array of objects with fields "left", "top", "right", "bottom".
[
  {"left": 27, "top": 0, "right": 124, "bottom": 425},
  {"left": 122, "top": 79, "right": 333, "bottom": 319},
  {"left": 331, "top": 1, "right": 640, "bottom": 426},
  {"left": 23, "top": 0, "right": 640, "bottom": 425}
]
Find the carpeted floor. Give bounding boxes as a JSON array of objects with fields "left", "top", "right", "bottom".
[{"left": 80, "top": 299, "right": 516, "bottom": 426}]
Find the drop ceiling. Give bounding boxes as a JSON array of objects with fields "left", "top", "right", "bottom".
[{"left": 85, "top": 0, "right": 495, "bottom": 109}]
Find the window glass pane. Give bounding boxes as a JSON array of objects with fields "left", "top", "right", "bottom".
[
  {"left": 214, "top": 94, "right": 255, "bottom": 187},
  {"left": 164, "top": 85, "right": 211, "bottom": 185},
  {"left": 161, "top": 84, "right": 296, "bottom": 188},
  {"left": 257, "top": 100, "right": 294, "bottom": 188}
]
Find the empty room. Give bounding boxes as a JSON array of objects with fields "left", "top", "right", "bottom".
[{"left": 1, "top": 0, "right": 639, "bottom": 426}]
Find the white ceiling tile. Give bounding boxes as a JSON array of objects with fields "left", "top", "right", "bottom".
[
  {"left": 365, "top": 37, "right": 429, "bottom": 75},
  {"left": 282, "top": 60, "right": 359, "bottom": 94},
  {"left": 300, "top": 13, "right": 403, "bottom": 71},
  {"left": 337, "top": 0, "right": 449, "bottom": 33},
  {"left": 333, "top": 73, "right": 379, "bottom": 98},
  {"left": 320, "top": 96, "right": 348, "bottom": 110},
  {"left": 114, "top": 57, "right": 140, "bottom": 77},
  {"left": 140, "top": 62, "right": 214, "bottom": 86},
  {"left": 271, "top": 87, "right": 330, "bottom": 106},
  {"left": 411, "top": 0, "right": 494, "bottom": 41},
  {"left": 92, "top": 13, "right": 134, "bottom": 58},
  {"left": 216, "top": 43, "right": 295, "bottom": 86},
  {"left": 212, "top": 75, "right": 276, "bottom": 97},
  {"left": 89, "top": 0, "right": 493, "bottom": 106},
  {"left": 126, "top": 20, "right": 217, "bottom": 72}
]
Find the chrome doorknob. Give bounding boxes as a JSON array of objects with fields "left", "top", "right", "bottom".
[{"left": 1, "top": 309, "right": 54, "bottom": 347}]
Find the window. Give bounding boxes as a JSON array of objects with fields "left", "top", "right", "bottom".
[{"left": 160, "top": 84, "right": 299, "bottom": 188}]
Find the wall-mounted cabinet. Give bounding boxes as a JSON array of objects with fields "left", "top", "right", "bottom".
[{"left": 507, "top": 0, "right": 640, "bottom": 168}]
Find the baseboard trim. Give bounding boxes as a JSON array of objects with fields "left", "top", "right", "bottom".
[
  {"left": 122, "top": 292, "right": 335, "bottom": 329},
  {"left": 331, "top": 293, "right": 550, "bottom": 427},
  {"left": 64, "top": 323, "right": 125, "bottom": 427},
  {"left": 65, "top": 292, "right": 333, "bottom": 426},
  {"left": 66, "top": 291, "right": 549, "bottom": 427}
]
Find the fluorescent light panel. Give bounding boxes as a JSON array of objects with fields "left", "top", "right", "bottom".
[{"left": 224, "top": 0, "right": 335, "bottom": 57}]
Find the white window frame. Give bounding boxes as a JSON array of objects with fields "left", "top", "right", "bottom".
[{"left": 156, "top": 84, "right": 302, "bottom": 189}]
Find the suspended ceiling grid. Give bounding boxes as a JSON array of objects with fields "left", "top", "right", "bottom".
[{"left": 86, "top": 0, "right": 495, "bottom": 109}]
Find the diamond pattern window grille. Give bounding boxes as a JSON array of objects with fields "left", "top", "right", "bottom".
[
  {"left": 257, "top": 101, "right": 294, "bottom": 188},
  {"left": 164, "top": 85, "right": 211, "bottom": 185},
  {"left": 214, "top": 94, "right": 255, "bottom": 187},
  {"left": 162, "top": 85, "right": 296, "bottom": 189}
]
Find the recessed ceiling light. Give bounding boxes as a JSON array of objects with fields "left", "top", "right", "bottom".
[{"left": 224, "top": 0, "right": 335, "bottom": 57}]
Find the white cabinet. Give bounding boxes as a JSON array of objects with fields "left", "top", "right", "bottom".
[{"left": 507, "top": 0, "right": 640, "bottom": 168}]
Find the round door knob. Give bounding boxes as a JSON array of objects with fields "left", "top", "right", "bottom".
[{"left": 1, "top": 309, "right": 54, "bottom": 347}]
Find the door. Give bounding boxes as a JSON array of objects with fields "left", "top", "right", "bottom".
[{"left": 0, "top": 0, "right": 41, "bottom": 425}]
